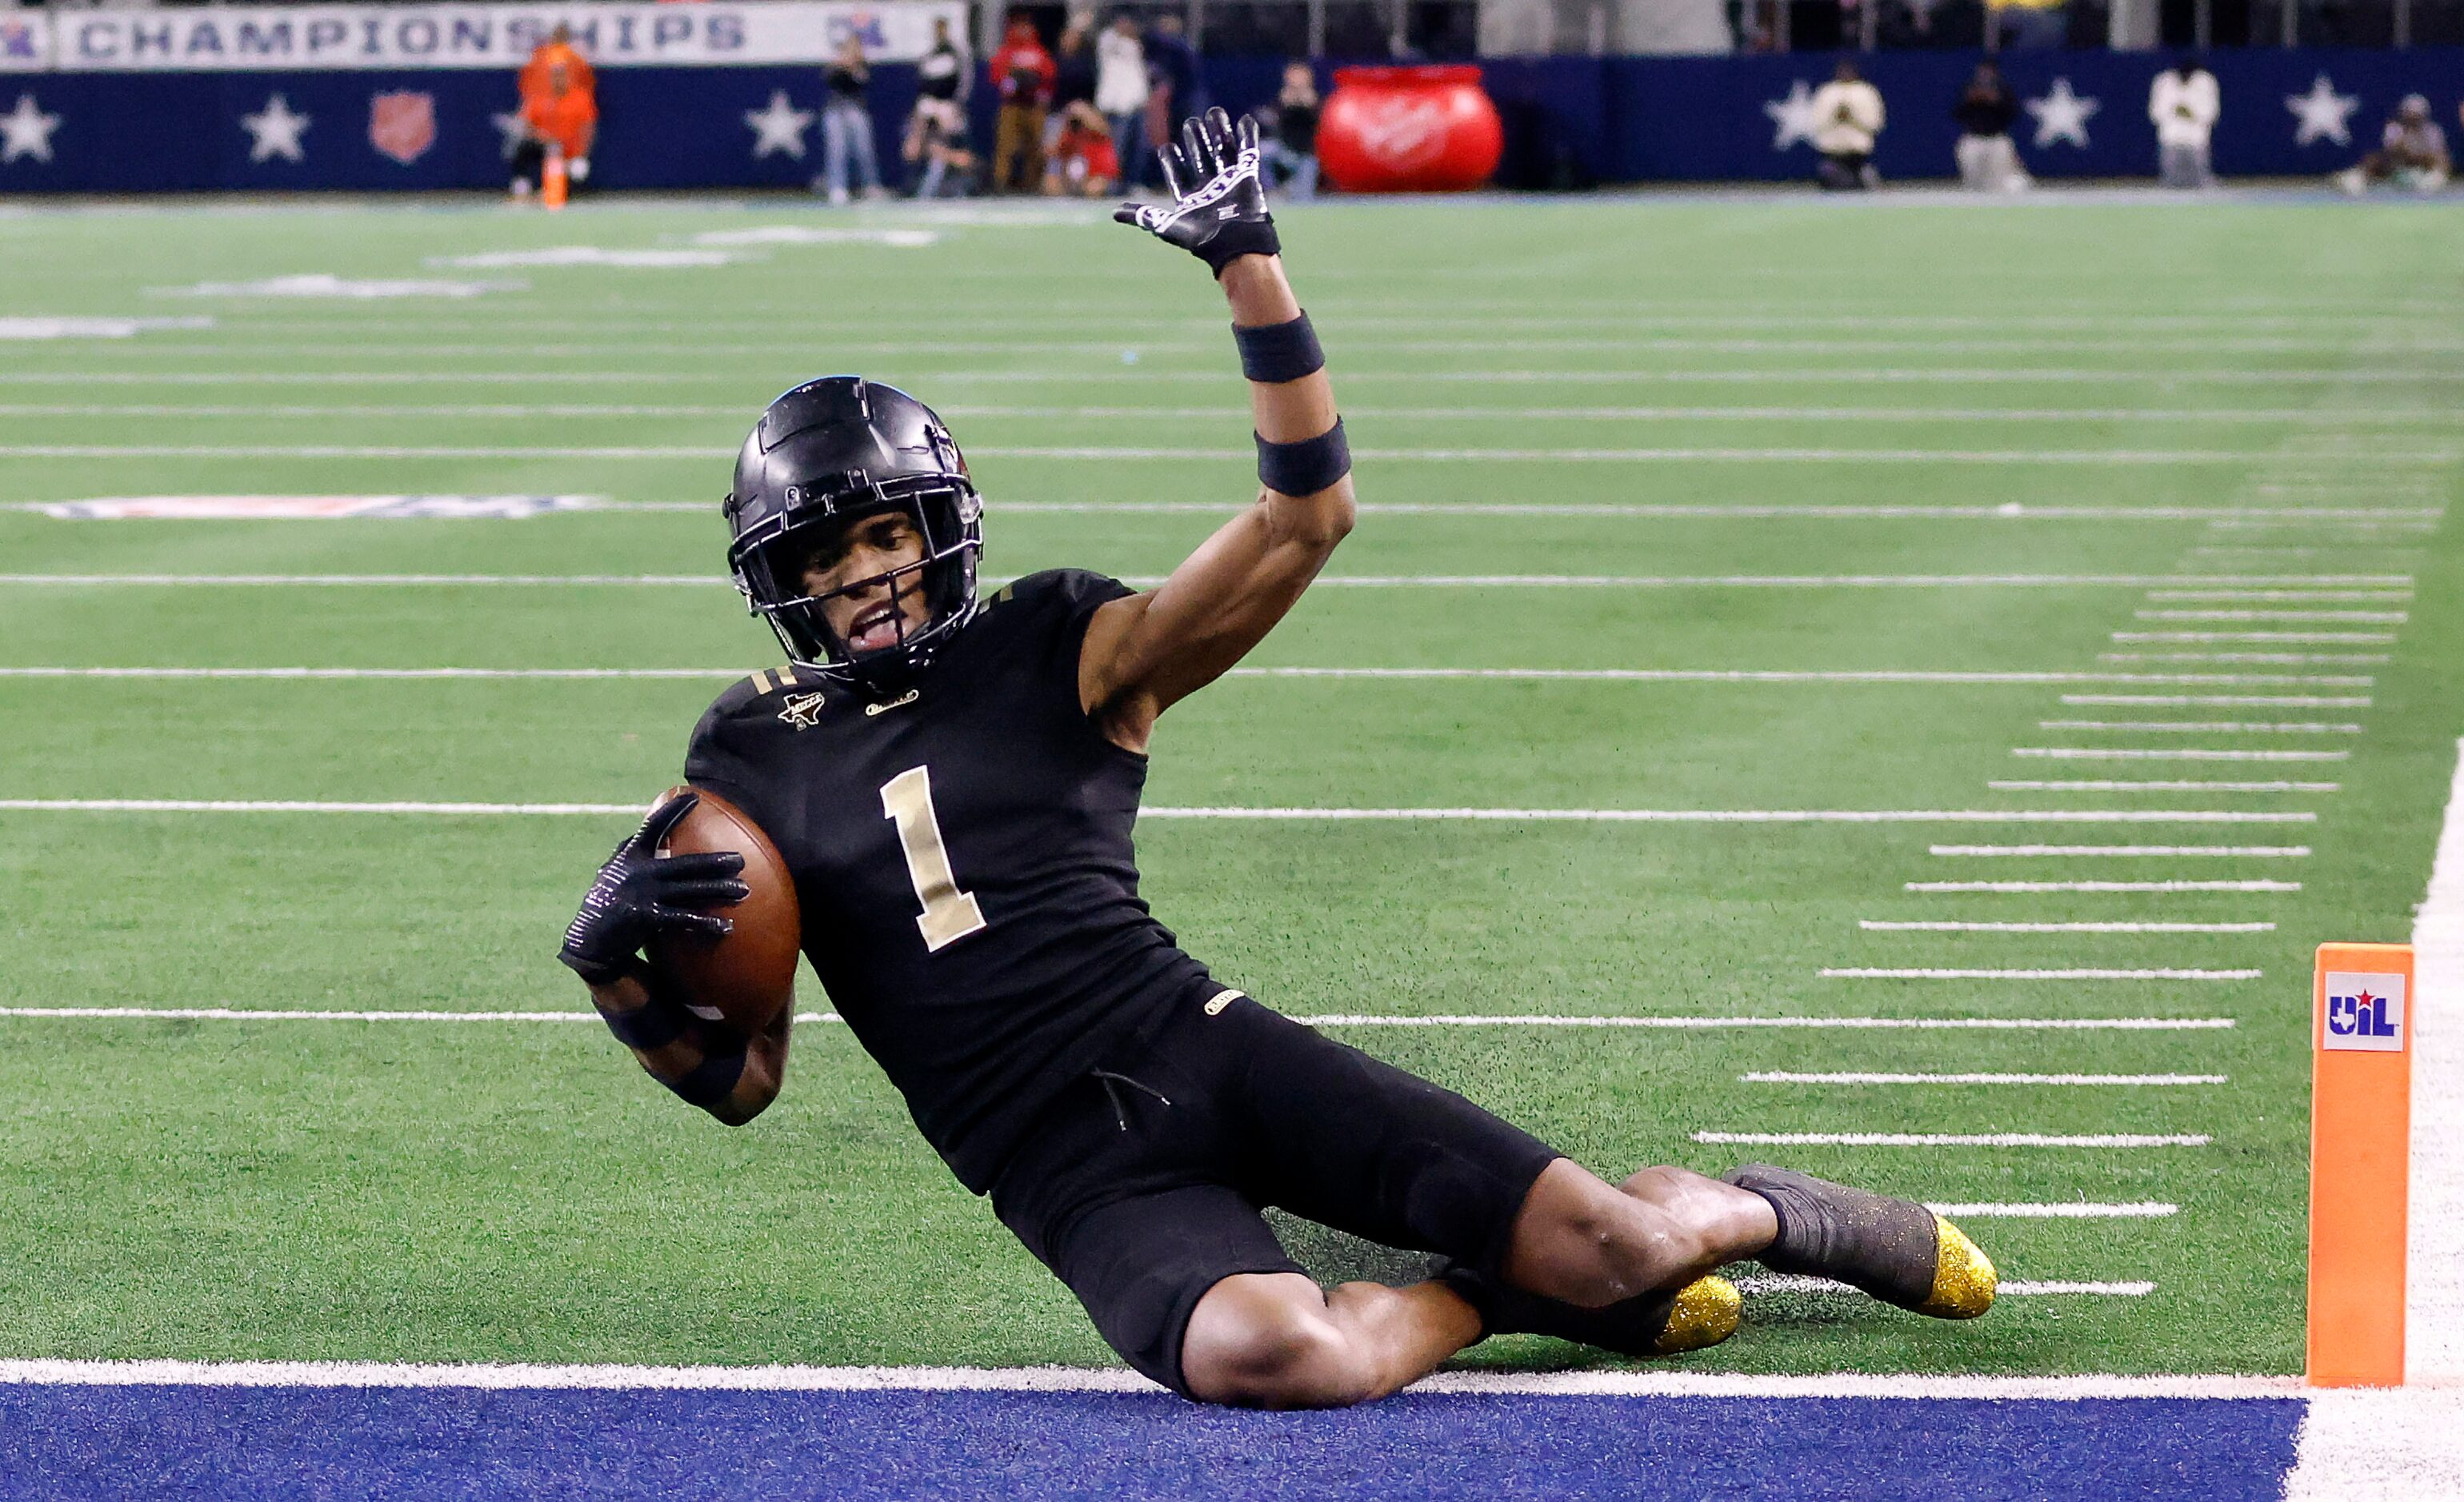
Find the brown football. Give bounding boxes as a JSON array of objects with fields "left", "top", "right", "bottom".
[{"left": 644, "top": 785, "right": 801, "bottom": 1037}]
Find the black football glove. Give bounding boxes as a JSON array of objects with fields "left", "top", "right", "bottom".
[
  {"left": 558, "top": 792, "right": 749, "bottom": 987},
  {"left": 1114, "top": 107, "right": 1279, "bottom": 278}
]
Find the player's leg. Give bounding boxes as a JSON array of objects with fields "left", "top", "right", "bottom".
[{"left": 1178, "top": 1269, "right": 1478, "bottom": 1408}]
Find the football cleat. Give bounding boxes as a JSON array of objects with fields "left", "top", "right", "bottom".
[
  {"left": 1442, "top": 1265, "right": 1742, "bottom": 1358},
  {"left": 1723, "top": 1164, "right": 1997, "bottom": 1320}
]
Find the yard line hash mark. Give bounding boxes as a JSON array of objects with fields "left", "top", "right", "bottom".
[
  {"left": 1927, "top": 845, "right": 2310, "bottom": 857},
  {"left": 2037, "top": 721, "right": 2364, "bottom": 734},
  {"left": 2013, "top": 749, "right": 2350, "bottom": 762},
  {"left": 1906, "top": 881, "right": 2300, "bottom": 892},
  {"left": 1856, "top": 921, "right": 2273, "bottom": 933},
  {"left": 1735, "top": 1276, "right": 2158, "bottom": 1296},
  {"left": 1987, "top": 781, "right": 2338, "bottom": 793},
  {"left": 1742, "top": 1072, "right": 2226, "bottom": 1085},
  {"left": 1820, "top": 968, "right": 2262, "bottom": 980},
  {"left": 1694, "top": 1132, "right": 2212, "bottom": 1148}
]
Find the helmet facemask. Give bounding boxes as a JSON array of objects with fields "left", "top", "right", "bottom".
[{"left": 729, "top": 473, "right": 982, "bottom": 697}]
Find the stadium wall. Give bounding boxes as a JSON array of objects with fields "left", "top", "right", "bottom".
[{"left": 0, "top": 46, "right": 2454, "bottom": 191}]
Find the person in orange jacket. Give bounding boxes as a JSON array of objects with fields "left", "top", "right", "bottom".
[
  {"left": 520, "top": 24, "right": 596, "bottom": 104},
  {"left": 512, "top": 59, "right": 598, "bottom": 199}
]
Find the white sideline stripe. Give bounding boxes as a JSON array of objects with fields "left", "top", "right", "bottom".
[
  {"left": 1856, "top": 921, "right": 2273, "bottom": 933},
  {"left": 1743, "top": 1071, "right": 2226, "bottom": 1084},
  {"left": 2114, "top": 632, "right": 2400, "bottom": 645},
  {"left": 1736, "top": 1276, "right": 2158, "bottom": 1296},
  {"left": 0, "top": 1360, "right": 2298, "bottom": 1400},
  {"left": 0, "top": 573, "right": 2408, "bottom": 591},
  {"left": 1821, "top": 968, "right": 2262, "bottom": 980},
  {"left": 1988, "top": 781, "right": 2338, "bottom": 793},
  {"left": 0, "top": 1006, "right": 2238, "bottom": 1033},
  {"left": 9, "top": 442, "right": 2442, "bottom": 466},
  {"left": 2056, "top": 696, "right": 2370, "bottom": 708},
  {"left": 2136, "top": 609, "right": 2410, "bottom": 623},
  {"left": 1930, "top": 845, "right": 2308, "bottom": 857},
  {"left": 1926, "top": 1202, "right": 2178, "bottom": 1218},
  {"left": 1695, "top": 1132, "right": 2211, "bottom": 1148},
  {"left": 2410, "top": 737, "right": 2464, "bottom": 1384},
  {"left": 2014, "top": 749, "right": 2351, "bottom": 762},
  {"left": 2285, "top": 1389, "right": 2464, "bottom": 1499},
  {"left": 0, "top": 801, "right": 2322, "bottom": 825},
  {"left": 0, "top": 666, "right": 2375, "bottom": 689},
  {"left": 1907, "top": 881, "right": 2301, "bottom": 893}
]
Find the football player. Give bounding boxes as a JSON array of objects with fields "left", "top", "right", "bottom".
[{"left": 560, "top": 109, "right": 1997, "bottom": 1408}]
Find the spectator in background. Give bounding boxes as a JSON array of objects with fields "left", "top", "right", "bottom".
[
  {"left": 1042, "top": 102, "right": 1121, "bottom": 197},
  {"left": 510, "top": 58, "right": 595, "bottom": 199},
  {"left": 2148, "top": 56, "right": 2218, "bottom": 188},
  {"left": 989, "top": 13, "right": 1056, "bottom": 193},
  {"left": 1810, "top": 58, "right": 1884, "bottom": 190},
  {"left": 1986, "top": 0, "right": 2066, "bottom": 50},
  {"left": 1142, "top": 13, "right": 1201, "bottom": 187},
  {"left": 2338, "top": 95, "right": 2450, "bottom": 194},
  {"left": 1260, "top": 61, "right": 1320, "bottom": 199},
  {"left": 818, "top": 34, "right": 884, "bottom": 204},
  {"left": 1094, "top": 14, "right": 1150, "bottom": 194},
  {"left": 1046, "top": 22, "right": 1098, "bottom": 162},
  {"left": 905, "top": 15, "right": 968, "bottom": 192},
  {"left": 1951, "top": 58, "right": 2028, "bottom": 191}
]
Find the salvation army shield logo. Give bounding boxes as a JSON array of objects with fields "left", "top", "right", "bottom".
[
  {"left": 1350, "top": 98, "right": 1454, "bottom": 174},
  {"left": 368, "top": 91, "right": 436, "bottom": 166}
]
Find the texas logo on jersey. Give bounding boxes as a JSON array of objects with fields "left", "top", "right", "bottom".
[{"left": 369, "top": 91, "right": 436, "bottom": 166}]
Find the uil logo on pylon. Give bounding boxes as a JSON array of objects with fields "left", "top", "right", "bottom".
[{"left": 368, "top": 91, "right": 436, "bottom": 166}]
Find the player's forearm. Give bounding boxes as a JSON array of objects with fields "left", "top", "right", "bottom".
[
  {"left": 587, "top": 972, "right": 782, "bottom": 1125},
  {"left": 1222, "top": 255, "right": 1356, "bottom": 540}
]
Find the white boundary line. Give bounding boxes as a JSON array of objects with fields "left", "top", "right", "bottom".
[
  {"left": 1742, "top": 1072, "right": 2226, "bottom": 1085},
  {"left": 0, "top": 1360, "right": 2301, "bottom": 1400},
  {"left": 0, "top": 801, "right": 2321, "bottom": 825},
  {"left": 1694, "top": 1131, "right": 2213, "bottom": 1147},
  {"left": 1820, "top": 968, "right": 2263, "bottom": 980},
  {"left": 0, "top": 1006, "right": 2239, "bottom": 1033},
  {"left": 2410, "top": 737, "right": 2464, "bottom": 1383},
  {"left": 1906, "top": 881, "right": 2300, "bottom": 893},
  {"left": 1856, "top": 921, "right": 2273, "bottom": 933}
]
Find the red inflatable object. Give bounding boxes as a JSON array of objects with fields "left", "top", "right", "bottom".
[{"left": 1316, "top": 65, "right": 1504, "bottom": 194}]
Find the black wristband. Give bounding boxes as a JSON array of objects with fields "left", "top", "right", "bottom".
[
  {"left": 1199, "top": 218, "right": 1281, "bottom": 278},
  {"left": 1255, "top": 418, "right": 1350, "bottom": 497},
  {"left": 669, "top": 1049, "right": 747, "bottom": 1109},
  {"left": 596, "top": 987, "right": 689, "bottom": 1051},
  {"left": 1232, "top": 313, "right": 1324, "bottom": 384}
]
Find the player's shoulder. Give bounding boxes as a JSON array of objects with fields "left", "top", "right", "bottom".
[
  {"left": 978, "top": 568, "right": 1138, "bottom": 621},
  {"left": 691, "top": 661, "right": 833, "bottom": 745}
]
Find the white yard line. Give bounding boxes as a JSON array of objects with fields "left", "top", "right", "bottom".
[
  {"left": 1820, "top": 968, "right": 2262, "bottom": 980},
  {"left": 1856, "top": 921, "right": 2273, "bottom": 933},
  {"left": 0, "top": 801, "right": 2320, "bottom": 825},
  {"left": 0, "top": 573, "right": 2409, "bottom": 591},
  {"left": 1906, "top": 880, "right": 2301, "bottom": 893},
  {"left": 2038, "top": 721, "right": 2364, "bottom": 733},
  {"left": 0, "top": 666, "right": 2374, "bottom": 689},
  {"left": 2142, "top": 590, "right": 2414, "bottom": 603},
  {"left": 2057, "top": 696, "right": 2370, "bottom": 707},
  {"left": 2135, "top": 609, "right": 2409, "bottom": 623},
  {"left": 1694, "top": 1131, "right": 2212, "bottom": 1147},
  {"left": 1742, "top": 1071, "right": 2226, "bottom": 1084},
  {"left": 1926, "top": 1202, "right": 2178, "bottom": 1217},
  {"left": 1734, "top": 1275, "right": 2159, "bottom": 1296},
  {"left": 2013, "top": 749, "right": 2352, "bottom": 761},
  {"left": 2, "top": 442, "right": 2451, "bottom": 466},
  {"left": 2113, "top": 632, "right": 2400, "bottom": 645},
  {"left": 1988, "top": 781, "right": 2338, "bottom": 793},
  {"left": 1926, "top": 845, "right": 2311, "bottom": 857},
  {"left": 0, "top": 1359, "right": 2301, "bottom": 1399},
  {"left": 2098, "top": 654, "right": 2389, "bottom": 666},
  {"left": 2410, "top": 738, "right": 2464, "bottom": 1384},
  {"left": 0, "top": 1005, "right": 2239, "bottom": 1033}
]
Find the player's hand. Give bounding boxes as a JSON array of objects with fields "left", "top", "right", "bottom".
[
  {"left": 558, "top": 792, "right": 750, "bottom": 985},
  {"left": 1114, "top": 107, "right": 1279, "bottom": 278}
]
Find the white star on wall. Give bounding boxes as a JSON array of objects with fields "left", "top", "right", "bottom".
[
  {"left": 1762, "top": 81, "right": 1822, "bottom": 151},
  {"left": 241, "top": 94, "right": 311, "bottom": 164},
  {"left": 2285, "top": 74, "right": 2359, "bottom": 148},
  {"left": 1, "top": 91, "right": 61, "bottom": 165},
  {"left": 491, "top": 110, "right": 530, "bottom": 157},
  {"left": 745, "top": 90, "right": 816, "bottom": 160},
  {"left": 2024, "top": 78, "right": 2100, "bottom": 150}
]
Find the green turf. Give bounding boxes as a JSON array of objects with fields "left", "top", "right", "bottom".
[{"left": 0, "top": 195, "right": 2458, "bottom": 1379}]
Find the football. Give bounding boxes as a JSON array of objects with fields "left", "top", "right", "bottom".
[{"left": 645, "top": 785, "right": 802, "bottom": 1037}]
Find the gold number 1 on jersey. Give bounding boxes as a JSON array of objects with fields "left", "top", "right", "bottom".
[{"left": 880, "top": 765, "right": 988, "bottom": 952}]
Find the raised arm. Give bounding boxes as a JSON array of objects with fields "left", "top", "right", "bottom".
[{"left": 1086, "top": 109, "right": 1357, "bottom": 753}]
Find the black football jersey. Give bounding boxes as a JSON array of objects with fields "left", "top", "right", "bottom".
[{"left": 682, "top": 569, "right": 1214, "bottom": 1191}]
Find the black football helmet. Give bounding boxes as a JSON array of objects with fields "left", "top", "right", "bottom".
[{"left": 724, "top": 376, "right": 982, "bottom": 697}]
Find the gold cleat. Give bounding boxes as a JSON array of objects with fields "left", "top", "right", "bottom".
[
  {"left": 1653, "top": 1275, "right": 1743, "bottom": 1354},
  {"left": 1914, "top": 1215, "right": 1998, "bottom": 1319}
]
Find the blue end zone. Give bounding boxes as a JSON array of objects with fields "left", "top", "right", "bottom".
[{"left": 0, "top": 1388, "right": 2303, "bottom": 1500}]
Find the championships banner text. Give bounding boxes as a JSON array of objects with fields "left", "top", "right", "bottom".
[{"left": 0, "top": 2, "right": 963, "bottom": 73}]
